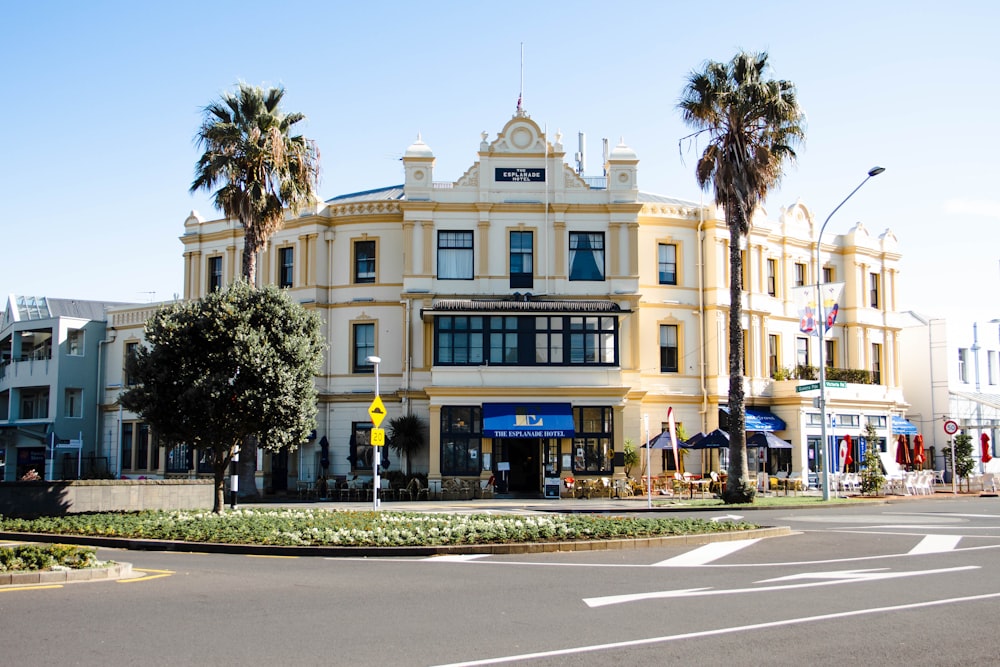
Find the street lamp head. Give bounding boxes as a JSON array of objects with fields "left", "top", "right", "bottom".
[
  {"left": 868, "top": 166, "right": 886, "bottom": 177},
  {"left": 365, "top": 356, "right": 381, "bottom": 365}
]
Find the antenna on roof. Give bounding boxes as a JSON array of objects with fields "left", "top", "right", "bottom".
[
  {"left": 516, "top": 42, "right": 524, "bottom": 113},
  {"left": 602, "top": 138, "right": 609, "bottom": 177}
]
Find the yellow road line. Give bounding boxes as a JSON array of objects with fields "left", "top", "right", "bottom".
[
  {"left": 0, "top": 584, "right": 64, "bottom": 593},
  {"left": 118, "top": 568, "right": 175, "bottom": 584},
  {"left": 246, "top": 554, "right": 299, "bottom": 559}
]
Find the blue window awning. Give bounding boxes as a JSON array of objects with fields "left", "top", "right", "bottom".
[
  {"left": 483, "top": 403, "right": 575, "bottom": 438},
  {"left": 892, "top": 415, "right": 919, "bottom": 435},
  {"left": 720, "top": 406, "right": 786, "bottom": 432}
]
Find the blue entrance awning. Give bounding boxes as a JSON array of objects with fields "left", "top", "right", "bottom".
[
  {"left": 483, "top": 403, "right": 575, "bottom": 438},
  {"left": 892, "top": 415, "right": 919, "bottom": 435},
  {"left": 720, "top": 407, "right": 786, "bottom": 432}
]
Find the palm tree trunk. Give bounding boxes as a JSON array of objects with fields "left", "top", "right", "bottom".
[{"left": 724, "top": 216, "right": 753, "bottom": 503}]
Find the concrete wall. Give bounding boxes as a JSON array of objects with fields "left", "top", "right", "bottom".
[{"left": 0, "top": 479, "right": 215, "bottom": 516}]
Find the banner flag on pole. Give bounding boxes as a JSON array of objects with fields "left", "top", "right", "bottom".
[
  {"left": 793, "top": 282, "right": 845, "bottom": 337},
  {"left": 667, "top": 407, "right": 680, "bottom": 472}
]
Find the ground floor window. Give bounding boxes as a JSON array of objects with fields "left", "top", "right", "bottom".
[
  {"left": 440, "top": 406, "right": 482, "bottom": 475},
  {"left": 121, "top": 421, "right": 158, "bottom": 472},
  {"left": 351, "top": 422, "right": 374, "bottom": 472},
  {"left": 572, "top": 406, "right": 613, "bottom": 474},
  {"left": 166, "top": 444, "right": 190, "bottom": 473}
]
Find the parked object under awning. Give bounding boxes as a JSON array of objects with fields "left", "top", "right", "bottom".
[
  {"left": 891, "top": 415, "right": 919, "bottom": 435},
  {"left": 483, "top": 403, "right": 575, "bottom": 438},
  {"left": 719, "top": 407, "right": 786, "bottom": 431}
]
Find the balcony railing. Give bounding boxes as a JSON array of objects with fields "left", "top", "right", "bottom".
[{"left": 772, "top": 365, "right": 879, "bottom": 385}]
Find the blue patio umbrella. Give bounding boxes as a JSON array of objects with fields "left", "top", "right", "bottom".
[
  {"left": 691, "top": 428, "right": 730, "bottom": 448},
  {"left": 747, "top": 432, "right": 791, "bottom": 449}
]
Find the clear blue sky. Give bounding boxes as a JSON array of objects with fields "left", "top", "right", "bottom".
[{"left": 3, "top": 0, "right": 997, "bottom": 321}]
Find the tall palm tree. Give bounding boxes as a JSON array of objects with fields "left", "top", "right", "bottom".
[
  {"left": 678, "top": 51, "right": 805, "bottom": 503},
  {"left": 191, "top": 83, "right": 320, "bottom": 498},
  {"left": 191, "top": 83, "right": 319, "bottom": 286}
]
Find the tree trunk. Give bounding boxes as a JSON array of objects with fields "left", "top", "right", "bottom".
[
  {"left": 723, "top": 217, "right": 754, "bottom": 504},
  {"left": 242, "top": 244, "right": 257, "bottom": 288},
  {"left": 212, "top": 456, "right": 229, "bottom": 514}
]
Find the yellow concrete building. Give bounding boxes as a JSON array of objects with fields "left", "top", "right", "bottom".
[{"left": 102, "top": 111, "right": 913, "bottom": 497}]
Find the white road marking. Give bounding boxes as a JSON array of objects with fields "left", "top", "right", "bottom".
[
  {"left": 432, "top": 591, "right": 1000, "bottom": 666},
  {"left": 425, "top": 554, "right": 489, "bottom": 562},
  {"left": 652, "top": 538, "right": 759, "bottom": 566},
  {"left": 909, "top": 534, "right": 963, "bottom": 555},
  {"left": 583, "top": 565, "right": 978, "bottom": 607}
]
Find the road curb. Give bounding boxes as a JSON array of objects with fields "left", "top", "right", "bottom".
[
  {"left": 0, "top": 561, "right": 132, "bottom": 587},
  {"left": 0, "top": 526, "right": 790, "bottom": 558}
]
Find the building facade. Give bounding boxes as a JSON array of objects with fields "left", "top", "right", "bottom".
[
  {"left": 100, "top": 111, "right": 914, "bottom": 496},
  {"left": 900, "top": 314, "right": 1000, "bottom": 472},
  {"left": 0, "top": 295, "right": 124, "bottom": 481}
]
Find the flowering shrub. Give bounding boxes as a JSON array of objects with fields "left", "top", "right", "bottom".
[
  {"left": 0, "top": 509, "right": 758, "bottom": 547},
  {"left": 0, "top": 544, "right": 99, "bottom": 572}
]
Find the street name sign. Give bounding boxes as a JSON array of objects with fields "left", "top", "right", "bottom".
[{"left": 796, "top": 382, "right": 820, "bottom": 392}]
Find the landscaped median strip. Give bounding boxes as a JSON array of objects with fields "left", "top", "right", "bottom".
[{"left": 0, "top": 508, "right": 788, "bottom": 557}]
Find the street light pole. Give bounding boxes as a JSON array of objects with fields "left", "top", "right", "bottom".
[
  {"left": 644, "top": 414, "right": 651, "bottom": 509},
  {"left": 817, "top": 166, "right": 885, "bottom": 501},
  {"left": 366, "top": 355, "right": 382, "bottom": 511}
]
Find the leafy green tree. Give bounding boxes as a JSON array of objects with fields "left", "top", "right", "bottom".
[
  {"left": 121, "top": 281, "right": 325, "bottom": 513},
  {"left": 622, "top": 439, "right": 639, "bottom": 478},
  {"left": 191, "top": 83, "right": 320, "bottom": 287},
  {"left": 387, "top": 413, "right": 425, "bottom": 476},
  {"left": 860, "top": 421, "right": 885, "bottom": 496},
  {"left": 943, "top": 433, "right": 975, "bottom": 490},
  {"left": 678, "top": 51, "right": 805, "bottom": 503},
  {"left": 190, "top": 83, "right": 320, "bottom": 497}
]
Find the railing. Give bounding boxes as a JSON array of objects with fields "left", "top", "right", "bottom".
[
  {"left": 782, "top": 365, "right": 878, "bottom": 385},
  {"left": 582, "top": 177, "right": 607, "bottom": 189}
]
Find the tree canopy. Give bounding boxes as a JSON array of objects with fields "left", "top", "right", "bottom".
[
  {"left": 678, "top": 51, "right": 805, "bottom": 503},
  {"left": 190, "top": 83, "right": 320, "bottom": 286},
  {"left": 121, "top": 281, "right": 325, "bottom": 512}
]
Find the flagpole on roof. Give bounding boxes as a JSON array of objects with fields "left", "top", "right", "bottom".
[{"left": 517, "top": 42, "right": 524, "bottom": 112}]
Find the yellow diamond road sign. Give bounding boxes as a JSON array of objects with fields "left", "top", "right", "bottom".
[{"left": 368, "top": 395, "right": 387, "bottom": 427}]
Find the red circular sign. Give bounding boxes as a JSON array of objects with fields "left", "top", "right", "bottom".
[{"left": 943, "top": 420, "right": 959, "bottom": 435}]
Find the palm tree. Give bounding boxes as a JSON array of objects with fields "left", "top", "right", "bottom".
[
  {"left": 387, "top": 414, "right": 425, "bottom": 477},
  {"left": 678, "top": 51, "right": 805, "bottom": 503},
  {"left": 191, "top": 83, "right": 319, "bottom": 286},
  {"left": 191, "top": 83, "right": 320, "bottom": 499}
]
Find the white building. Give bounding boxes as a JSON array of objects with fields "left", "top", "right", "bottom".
[{"left": 901, "top": 314, "right": 1000, "bottom": 472}]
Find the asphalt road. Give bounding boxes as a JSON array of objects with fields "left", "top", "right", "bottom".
[{"left": 3, "top": 497, "right": 999, "bottom": 666}]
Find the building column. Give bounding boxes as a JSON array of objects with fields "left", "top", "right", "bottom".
[{"left": 427, "top": 404, "right": 441, "bottom": 484}]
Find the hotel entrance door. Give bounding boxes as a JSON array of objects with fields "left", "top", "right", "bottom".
[{"left": 493, "top": 438, "right": 540, "bottom": 495}]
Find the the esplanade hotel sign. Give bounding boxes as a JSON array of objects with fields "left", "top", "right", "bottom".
[{"left": 495, "top": 167, "right": 545, "bottom": 183}]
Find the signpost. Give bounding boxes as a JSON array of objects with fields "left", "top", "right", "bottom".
[
  {"left": 944, "top": 419, "right": 959, "bottom": 496},
  {"left": 365, "top": 357, "right": 384, "bottom": 510}
]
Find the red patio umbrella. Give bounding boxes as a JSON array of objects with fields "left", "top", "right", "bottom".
[
  {"left": 982, "top": 433, "right": 992, "bottom": 464},
  {"left": 913, "top": 434, "right": 926, "bottom": 468},
  {"left": 895, "top": 434, "right": 911, "bottom": 468},
  {"left": 843, "top": 435, "right": 853, "bottom": 468}
]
